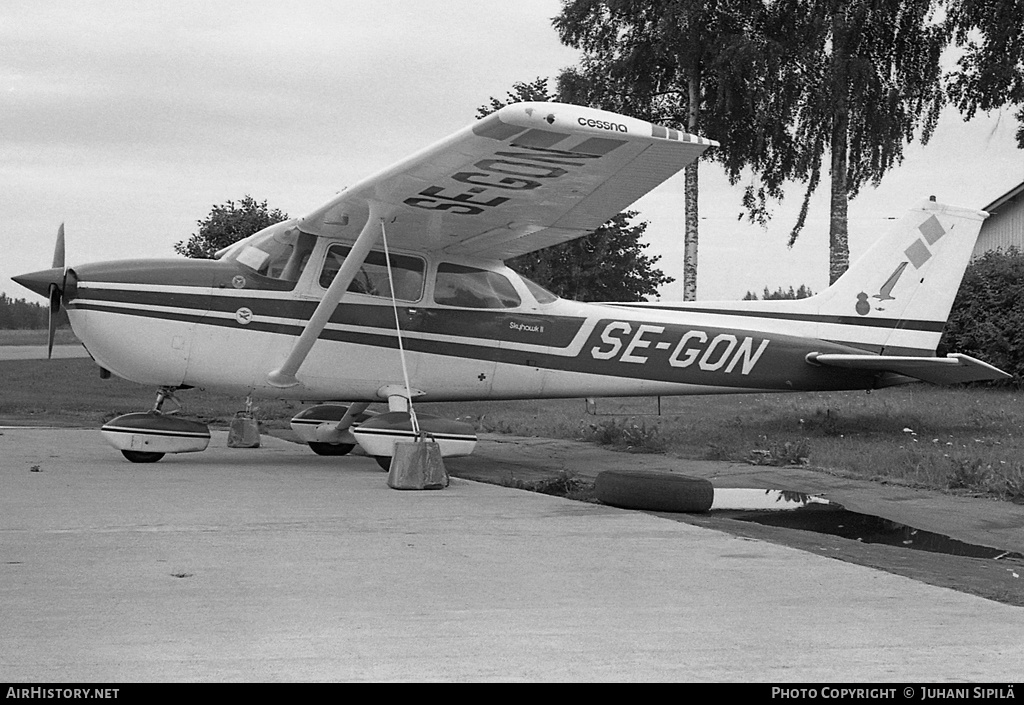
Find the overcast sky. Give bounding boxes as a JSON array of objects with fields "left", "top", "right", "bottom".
[{"left": 3, "top": 1, "right": 1022, "bottom": 304}]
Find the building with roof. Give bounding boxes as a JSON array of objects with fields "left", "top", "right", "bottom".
[{"left": 973, "top": 182, "right": 1024, "bottom": 257}]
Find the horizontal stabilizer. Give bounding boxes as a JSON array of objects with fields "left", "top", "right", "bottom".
[{"left": 805, "top": 353, "right": 1011, "bottom": 385}]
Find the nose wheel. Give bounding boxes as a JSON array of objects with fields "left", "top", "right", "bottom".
[
  {"left": 121, "top": 450, "right": 166, "bottom": 463},
  {"left": 118, "top": 387, "right": 181, "bottom": 462},
  {"left": 100, "top": 386, "right": 211, "bottom": 463}
]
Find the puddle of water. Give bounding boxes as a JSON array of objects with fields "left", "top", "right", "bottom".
[
  {"left": 712, "top": 488, "right": 833, "bottom": 511},
  {"left": 712, "top": 488, "right": 1024, "bottom": 563}
]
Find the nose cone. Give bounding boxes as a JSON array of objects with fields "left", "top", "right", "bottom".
[{"left": 12, "top": 266, "right": 65, "bottom": 298}]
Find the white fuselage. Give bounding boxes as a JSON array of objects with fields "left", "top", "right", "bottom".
[{"left": 65, "top": 242, "right": 886, "bottom": 404}]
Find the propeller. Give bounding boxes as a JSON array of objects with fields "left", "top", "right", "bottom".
[
  {"left": 46, "top": 224, "right": 66, "bottom": 358},
  {"left": 12, "top": 224, "right": 68, "bottom": 359}
]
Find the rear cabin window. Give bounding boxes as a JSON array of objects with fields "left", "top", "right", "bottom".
[
  {"left": 319, "top": 245, "right": 425, "bottom": 302},
  {"left": 433, "top": 263, "right": 522, "bottom": 309},
  {"left": 521, "top": 274, "right": 559, "bottom": 304}
]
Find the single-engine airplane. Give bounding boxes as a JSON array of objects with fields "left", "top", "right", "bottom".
[{"left": 13, "top": 102, "right": 1010, "bottom": 465}]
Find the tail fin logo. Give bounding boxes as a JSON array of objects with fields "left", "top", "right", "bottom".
[
  {"left": 904, "top": 214, "right": 947, "bottom": 269},
  {"left": 857, "top": 261, "right": 909, "bottom": 315},
  {"left": 856, "top": 292, "right": 871, "bottom": 315},
  {"left": 855, "top": 214, "right": 948, "bottom": 316},
  {"left": 873, "top": 261, "right": 908, "bottom": 302}
]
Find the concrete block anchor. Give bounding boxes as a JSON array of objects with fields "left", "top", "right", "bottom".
[{"left": 387, "top": 439, "right": 449, "bottom": 490}]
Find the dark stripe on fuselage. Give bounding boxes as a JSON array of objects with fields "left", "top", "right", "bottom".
[
  {"left": 71, "top": 295, "right": 881, "bottom": 391},
  {"left": 72, "top": 287, "right": 586, "bottom": 348},
  {"left": 606, "top": 303, "right": 946, "bottom": 333}
]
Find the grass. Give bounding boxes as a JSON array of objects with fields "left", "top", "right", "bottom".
[
  {"left": 2, "top": 351, "right": 1023, "bottom": 503},
  {"left": 419, "top": 387, "right": 1024, "bottom": 503},
  {"left": 0, "top": 328, "right": 80, "bottom": 346},
  {"left": 0, "top": 357, "right": 300, "bottom": 429},
  {"left": 499, "top": 471, "right": 597, "bottom": 502}
]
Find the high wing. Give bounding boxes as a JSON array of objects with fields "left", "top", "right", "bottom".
[
  {"left": 296, "top": 102, "right": 716, "bottom": 260},
  {"left": 806, "top": 353, "right": 1011, "bottom": 385}
]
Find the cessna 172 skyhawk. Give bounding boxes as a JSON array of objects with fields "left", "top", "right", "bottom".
[{"left": 13, "top": 102, "right": 1010, "bottom": 465}]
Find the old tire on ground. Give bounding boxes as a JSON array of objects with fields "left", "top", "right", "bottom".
[
  {"left": 308, "top": 442, "right": 355, "bottom": 456},
  {"left": 595, "top": 470, "right": 714, "bottom": 513}
]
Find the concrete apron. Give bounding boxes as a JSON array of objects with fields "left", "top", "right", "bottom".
[{"left": 1, "top": 428, "right": 1022, "bottom": 682}]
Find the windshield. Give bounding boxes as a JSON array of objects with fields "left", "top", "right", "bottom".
[{"left": 224, "top": 221, "right": 316, "bottom": 285}]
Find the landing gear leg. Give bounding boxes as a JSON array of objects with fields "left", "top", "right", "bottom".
[{"left": 152, "top": 386, "right": 181, "bottom": 414}]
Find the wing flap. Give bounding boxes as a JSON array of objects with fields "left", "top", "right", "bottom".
[
  {"left": 297, "top": 102, "right": 716, "bottom": 259},
  {"left": 806, "top": 352, "right": 1011, "bottom": 385}
]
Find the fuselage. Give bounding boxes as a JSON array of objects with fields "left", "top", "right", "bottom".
[{"left": 61, "top": 234, "right": 893, "bottom": 403}]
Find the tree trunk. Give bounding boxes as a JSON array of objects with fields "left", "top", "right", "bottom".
[
  {"left": 829, "top": 115, "right": 850, "bottom": 284},
  {"left": 828, "top": 6, "right": 851, "bottom": 284},
  {"left": 683, "top": 163, "right": 699, "bottom": 300},
  {"left": 683, "top": 67, "right": 701, "bottom": 301}
]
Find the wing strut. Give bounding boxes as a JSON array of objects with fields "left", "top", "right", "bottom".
[{"left": 267, "top": 205, "right": 385, "bottom": 388}]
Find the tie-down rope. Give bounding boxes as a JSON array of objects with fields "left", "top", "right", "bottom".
[{"left": 379, "top": 218, "right": 420, "bottom": 437}]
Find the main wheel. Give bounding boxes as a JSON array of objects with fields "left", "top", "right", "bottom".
[
  {"left": 121, "top": 450, "right": 165, "bottom": 463},
  {"left": 308, "top": 442, "right": 355, "bottom": 456},
  {"left": 373, "top": 456, "right": 391, "bottom": 471}
]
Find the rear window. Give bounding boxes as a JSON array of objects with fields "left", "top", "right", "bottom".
[{"left": 433, "top": 263, "right": 521, "bottom": 309}]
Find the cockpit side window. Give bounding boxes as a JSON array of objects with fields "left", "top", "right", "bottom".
[
  {"left": 433, "top": 263, "right": 522, "bottom": 309},
  {"left": 319, "top": 245, "right": 425, "bottom": 302}
]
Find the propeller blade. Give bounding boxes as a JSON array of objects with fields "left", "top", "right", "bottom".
[
  {"left": 47, "top": 283, "right": 60, "bottom": 359},
  {"left": 52, "top": 223, "right": 65, "bottom": 269}
]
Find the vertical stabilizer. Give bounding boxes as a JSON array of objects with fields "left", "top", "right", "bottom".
[
  {"left": 800, "top": 200, "right": 987, "bottom": 354},
  {"left": 622, "top": 200, "right": 990, "bottom": 357}
]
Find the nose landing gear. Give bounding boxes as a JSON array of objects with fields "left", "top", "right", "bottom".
[{"left": 99, "top": 386, "right": 211, "bottom": 463}]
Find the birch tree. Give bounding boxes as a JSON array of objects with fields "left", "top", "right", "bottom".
[
  {"left": 554, "top": 0, "right": 779, "bottom": 299},
  {"left": 945, "top": 0, "right": 1024, "bottom": 148},
  {"left": 553, "top": 0, "right": 951, "bottom": 288}
]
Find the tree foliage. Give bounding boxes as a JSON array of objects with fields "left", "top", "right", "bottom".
[
  {"left": 742, "top": 285, "right": 815, "bottom": 300},
  {"left": 945, "top": 0, "right": 1024, "bottom": 148},
  {"left": 775, "top": 0, "right": 948, "bottom": 284},
  {"left": 0, "top": 293, "right": 50, "bottom": 329},
  {"left": 554, "top": 0, "right": 770, "bottom": 299},
  {"left": 555, "top": 0, "right": 948, "bottom": 283},
  {"left": 477, "top": 77, "right": 555, "bottom": 118},
  {"left": 551, "top": 0, "right": 1024, "bottom": 288},
  {"left": 479, "top": 78, "right": 674, "bottom": 302},
  {"left": 940, "top": 248, "right": 1024, "bottom": 386},
  {"left": 508, "top": 211, "right": 673, "bottom": 301},
  {"left": 175, "top": 196, "right": 288, "bottom": 259}
]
